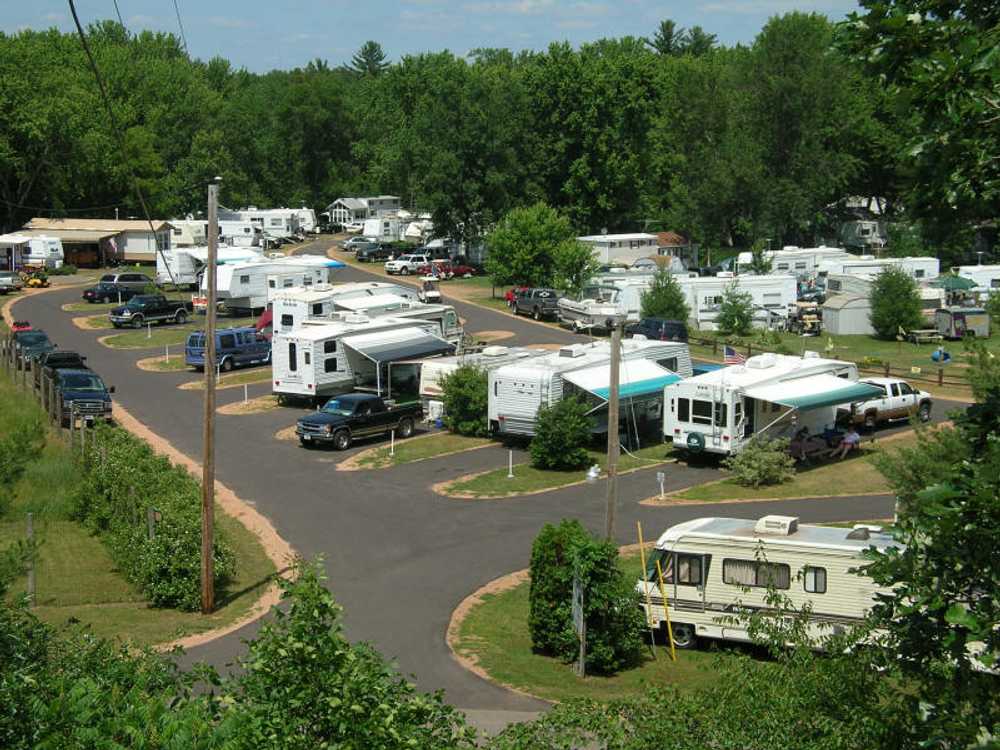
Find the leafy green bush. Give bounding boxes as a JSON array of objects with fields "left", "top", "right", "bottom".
[
  {"left": 71, "top": 425, "right": 234, "bottom": 610},
  {"left": 0, "top": 417, "right": 44, "bottom": 519},
  {"left": 528, "top": 520, "right": 645, "bottom": 675},
  {"left": 717, "top": 284, "right": 754, "bottom": 336},
  {"left": 985, "top": 291, "right": 1000, "bottom": 335},
  {"left": 440, "top": 364, "right": 489, "bottom": 436},
  {"left": 869, "top": 266, "right": 922, "bottom": 339},
  {"left": 530, "top": 396, "right": 592, "bottom": 470},
  {"left": 47, "top": 264, "right": 78, "bottom": 276},
  {"left": 722, "top": 437, "right": 795, "bottom": 488}
]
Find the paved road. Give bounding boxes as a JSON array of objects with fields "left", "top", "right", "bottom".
[{"left": 12, "top": 252, "right": 961, "bottom": 722}]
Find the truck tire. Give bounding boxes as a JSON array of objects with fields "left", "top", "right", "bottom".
[
  {"left": 400, "top": 266, "right": 410, "bottom": 275},
  {"left": 864, "top": 411, "right": 878, "bottom": 430},
  {"left": 131, "top": 315, "right": 144, "bottom": 329},
  {"left": 670, "top": 623, "right": 697, "bottom": 649},
  {"left": 102, "top": 295, "right": 112, "bottom": 304},
  {"left": 397, "top": 418, "right": 414, "bottom": 438},
  {"left": 333, "top": 429, "right": 351, "bottom": 450},
  {"left": 174, "top": 310, "right": 187, "bottom": 325},
  {"left": 532, "top": 307, "right": 541, "bottom": 321},
  {"left": 918, "top": 402, "right": 931, "bottom": 422},
  {"left": 221, "top": 357, "right": 233, "bottom": 373}
]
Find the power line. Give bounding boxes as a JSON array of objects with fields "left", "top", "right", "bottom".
[
  {"left": 171, "top": 0, "right": 189, "bottom": 54},
  {"left": 112, "top": 0, "right": 124, "bottom": 27},
  {"left": 66, "top": 0, "right": 177, "bottom": 284},
  {"left": 0, "top": 197, "right": 126, "bottom": 213}
]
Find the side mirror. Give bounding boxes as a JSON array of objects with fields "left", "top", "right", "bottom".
[{"left": 109, "top": 386, "right": 116, "bottom": 394}]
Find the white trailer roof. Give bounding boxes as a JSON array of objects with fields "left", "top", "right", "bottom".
[
  {"left": 335, "top": 293, "right": 411, "bottom": 311},
  {"left": 671, "top": 353, "right": 848, "bottom": 390},
  {"left": 656, "top": 517, "right": 898, "bottom": 553},
  {"left": 564, "top": 359, "right": 681, "bottom": 401},
  {"left": 743, "top": 373, "right": 882, "bottom": 411}
]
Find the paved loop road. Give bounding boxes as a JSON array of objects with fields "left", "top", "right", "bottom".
[{"left": 15, "top": 252, "right": 955, "bottom": 723}]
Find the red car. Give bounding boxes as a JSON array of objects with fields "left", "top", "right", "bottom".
[
  {"left": 11, "top": 320, "right": 31, "bottom": 332},
  {"left": 414, "top": 259, "right": 479, "bottom": 279}
]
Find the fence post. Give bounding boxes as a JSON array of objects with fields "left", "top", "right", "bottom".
[
  {"left": 938, "top": 367, "right": 944, "bottom": 387},
  {"left": 883, "top": 362, "right": 890, "bottom": 378},
  {"left": 146, "top": 507, "right": 156, "bottom": 540},
  {"left": 712, "top": 339, "right": 718, "bottom": 356},
  {"left": 69, "top": 408, "right": 76, "bottom": 448},
  {"left": 26, "top": 512, "right": 35, "bottom": 607}
]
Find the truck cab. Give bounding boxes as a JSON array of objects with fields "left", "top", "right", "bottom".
[
  {"left": 295, "top": 393, "right": 422, "bottom": 450},
  {"left": 55, "top": 368, "right": 114, "bottom": 426},
  {"left": 847, "top": 378, "right": 932, "bottom": 429}
]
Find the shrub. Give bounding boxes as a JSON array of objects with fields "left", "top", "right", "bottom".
[
  {"left": 717, "top": 284, "right": 754, "bottom": 336},
  {"left": 530, "top": 396, "right": 592, "bottom": 470},
  {"left": 869, "top": 266, "right": 922, "bottom": 339},
  {"left": 528, "top": 520, "right": 645, "bottom": 674},
  {"left": 440, "top": 364, "right": 489, "bottom": 437},
  {"left": 71, "top": 425, "right": 234, "bottom": 610},
  {"left": 985, "top": 291, "right": 1000, "bottom": 335},
  {"left": 0, "top": 417, "right": 44, "bottom": 515},
  {"left": 640, "top": 267, "right": 690, "bottom": 322},
  {"left": 47, "top": 264, "right": 78, "bottom": 276},
  {"left": 722, "top": 437, "right": 795, "bottom": 488}
]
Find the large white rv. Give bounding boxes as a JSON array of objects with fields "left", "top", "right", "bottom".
[
  {"left": 23, "top": 236, "right": 64, "bottom": 269},
  {"left": 817, "top": 256, "right": 939, "bottom": 281},
  {"left": 202, "top": 258, "right": 342, "bottom": 313},
  {"left": 637, "top": 515, "right": 897, "bottom": 649},
  {"left": 156, "top": 246, "right": 263, "bottom": 288},
  {"left": 269, "top": 282, "right": 420, "bottom": 333},
  {"left": 735, "top": 246, "right": 856, "bottom": 278},
  {"left": 272, "top": 315, "right": 453, "bottom": 400},
  {"left": 957, "top": 264, "right": 1000, "bottom": 296},
  {"left": 293, "top": 207, "right": 318, "bottom": 235},
  {"left": 218, "top": 220, "right": 261, "bottom": 247},
  {"left": 663, "top": 352, "right": 881, "bottom": 456},
  {"left": 222, "top": 207, "right": 302, "bottom": 241},
  {"left": 488, "top": 339, "right": 692, "bottom": 436}
]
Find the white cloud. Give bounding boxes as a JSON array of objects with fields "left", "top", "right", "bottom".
[
  {"left": 41, "top": 12, "right": 64, "bottom": 23},
  {"left": 699, "top": 0, "right": 846, "bottom": 13},
  {"left": 207, "top": 16, "right": 257, "bottom": 30},
  {"left": 462, "top": 0, "right": 555, "bottom": 15}
]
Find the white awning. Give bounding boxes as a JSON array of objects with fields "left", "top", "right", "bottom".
[
  {"left": 563, "top": 359, "right": 682, "bottom": 401},
  {"left": 744, "top": 374, "right": 884, "bottom": 411},
  {"left": 343, "top": 327, "right": 453, "bottom": 363}
]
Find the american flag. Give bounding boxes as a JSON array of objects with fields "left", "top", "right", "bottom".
[{"left": 723, "top": 345, "right": 746, "bottom": 365}]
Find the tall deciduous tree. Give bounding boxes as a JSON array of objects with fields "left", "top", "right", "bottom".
[
  {"left": 485, "top": 202, "right": 578, "bottom": 288},
  {"left": 717, "top": 284, "right": 754, "bottom": 335},
  {"left": 640, "top": 267, "right": 690, "bottom": 321},
  {"left": 868, "top": 266, "right": 921, "bottom": 339}
]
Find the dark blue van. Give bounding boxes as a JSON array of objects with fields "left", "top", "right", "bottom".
[{"left": 185, "top": 326, "right": 271, "bottom": 372}]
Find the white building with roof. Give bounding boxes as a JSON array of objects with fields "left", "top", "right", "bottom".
[
  {"left": 578, "top": 233, "right": 661, "bottom": 265},
  {"left": 325, "top": 196, "right": 403, "bottom": 226},
  {"left": 22, "top": 217, "right": 172, "bottom": 265}
]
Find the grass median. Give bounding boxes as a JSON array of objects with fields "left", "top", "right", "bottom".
[
  {"left": 454, "top": 550, "right": 725, "bottom": 702},
  {"left": 441, "top": 443, "right": 673, "bottom": 498},
  {"left": 101, "top": 315, "right": 256, "bottom": 349},
  {"left": 351, "top": 432, "right": 493, "bottom": 470}
]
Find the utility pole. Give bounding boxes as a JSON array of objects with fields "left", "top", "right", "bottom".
[
  {"left": 604, "top": 319, "right": 622, "bottom": 540},
  {"left": 201, "top": 177, "right": 221, "bottom": 614}
]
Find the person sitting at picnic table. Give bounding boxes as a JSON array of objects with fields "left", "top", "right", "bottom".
[
  {"left": 828, "top": 426, "right": 861, "bottom": 460},
  {"left": 789, "top": 426, "right": 825, "bottom": 462}
]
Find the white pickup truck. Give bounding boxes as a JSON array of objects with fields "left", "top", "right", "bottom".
[
  {"left": 846, "top": 377, "right": 933, "bottom": 429},
  {"left": 384, "top": 254, "right": 430, "bottom": 276}
]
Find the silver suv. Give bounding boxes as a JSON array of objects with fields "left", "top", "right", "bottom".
[
  {"left": 98, "top": 272, "right": 153, "bottom": 292},
  {"left": 384, "top": 254, "right": 429, "bottom": 276}
]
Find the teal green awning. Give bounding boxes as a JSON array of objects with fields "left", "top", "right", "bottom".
[
  {"left": 744, "top": 375, "right": 884, "bottom": 411},
  {"left": 564, "top": 360, "right": 681, "bottom": 402}
]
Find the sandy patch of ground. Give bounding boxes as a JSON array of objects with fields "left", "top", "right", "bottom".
[
  {"left": 470, "top": 330, "right": 515, "bottom": 343},
  {"left": 178, "top": 371, "right": 272, "bottom": 391},
  {"left": 218, "top": 394, "right": 281, "bottom": 416},
  {"left": 72, "top": 314, "right": 108, "bottom": 330},
  {"left": 275, "top": 424, "right": 299, "bottom": 442}
]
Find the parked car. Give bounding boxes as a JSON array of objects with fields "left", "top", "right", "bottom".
[
  {"left": 295, "top": 393, "right": 422, "bottom": 450},
  {"left": 513, "top": 288, "right": 560, "bottom": 321},
  {"left": 185, "top": 326, "right": 271, "bottom": 372},
  {"left": 625, "top": 318, "right": 689, "bottom": 342},
  {"left": 34, "top": 350, "right": 88, "bottom": 390},
  {"left": 384, "top": 254, "right": 430, "bottom": 276},
  {"left": 356, "top": 243, "right": 396, "bottom": 263},
  {"left": 344, "top": 221, "right": 365, "bottom": 234},
  {"left": 82, "top": 272, "right": 153, "bottom": 303},
  {"left": 12, "top": 329, "right": 54, "bottom": 370},
  {"left": 109, "top": 294, "right": 194, "bottom": 329},
  {"left": 0, "top": 272, "right": 23, "bottom": 294},
  {"left": 342, "top": 236, "right": 379, "bottom": 252},
  {"left": 98, "top": 272, "right": 153, "bottom": 292},
  {"left": 54, "top": 368, "right": 114, "bottom": 427},
  {"left": 845, "top": 377, "right": 932, "bottom": 429}
]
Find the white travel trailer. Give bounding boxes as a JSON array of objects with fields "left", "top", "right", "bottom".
[
  {"left": 223, "top": 207, "right": 302, "bottom": 241},
  {"left": 489, "top": 339, "right": 693, "bottom": 436},
  {"left": 202, "top": 258, "right": 342, "bottom": 313},
  {"left": 825, "top": 273, "right": 945, "bottom": 320},
  {"left": 156, "top": 245, "right": 263, "bottom": 288},
  {"left": 169, "top": 219, "right": 208, "bottom": 247},
  {"left": 817, "top": 256, "right": 939, "bottom": 281},
  {"left": 418, "top": 346, "right": 548, "bottom": 419},
  {"left": 272, "top": 315, "right": 453, "bottom": 400},
  {"left": 218, "top": 220, "right": 261, "bottom": 247},
  {"left": 839, "top": 219, "right": 887, "bottom": 252},
  {"left": 329, "top": 297, "right": 464, "bottom": 346},
  {"left": 269, "top": 284, "right": 421, "bottom": 333},
  {"left": 957, "top": 264, "right": 1000, "bottom": 296},
  {"left": 23, "top": 236, "right": 64, "bottom": 269},
  {"left": 363, "top": 215, "right": 402, "bottom": 242},
  {"left": 637, "top": 515, "right": 897, "bottom": 649},
  {"left": 663, "top": 352, "right": 882, "bottom": 456},
  {"left": 735, "top": 246, "right": 854, "bottom": 278},
  {"left": 293, "top": 207, "right": 318, "bottom": 234}
]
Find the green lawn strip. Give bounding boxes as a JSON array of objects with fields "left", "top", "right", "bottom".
[
  {"left": 455, "top": 551, "right": 723, "bottom": 702},
  {"left": 139, "top": 354, "right": 192, "bottom": 372},
  {"left": 62, "top": 291, "right": 191, "bottom": 314},
  {"left": 446, "top": 444, "right": 673, "bottom": 497},
  {"left": 102, "top": 316, "right": 256, "bottom": 349},
  {"left": 356, "top": 433, "right": 492, "bottom": 469},
  {"left": 670, "top": 434, "right": 918, "bottom": 503},
  {"left": 180, "top": 367, "right": 272, "bottom": 390},
  {"left": 77, "top": 314, "right": 115, "bottom": 329}
]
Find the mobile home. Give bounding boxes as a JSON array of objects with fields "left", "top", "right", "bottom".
[
  {"left": 272, "top": 315, "right": 453, "bottom": 400},
  {"left": 817, "top": 256, "right": 939, "bottom": 281},
  {"left": 663, "top": 352, "right": 881, "bottom": 456},
  {"left": 637, "top": 515, "right": 897, "bottom": 648},
  {"left": 735, "top": 246, "right": 854, "bottom": 278},
  {"left": 489, "top": 339, "right": 693, "bottom": 437},
  {"left": 156, "top": 246, "right": 263, "bottom": 288}
]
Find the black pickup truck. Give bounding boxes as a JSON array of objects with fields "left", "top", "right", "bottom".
[
  {"left": 34, "top": 350, "right": 88, "bottom": 390},
  {"left": 109, "top": 294, "right": 194, "bottom": 329},
  {"left": 513, "top": 288, "right": 560, "bottom": 321},
  {"left": 295, "top": 393, "right": 422, "bottom": 450}
]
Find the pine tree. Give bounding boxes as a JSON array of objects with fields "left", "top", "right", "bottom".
[
  {"left": 640, "top": 267, "right": 690, "bottom": 322},
  {"left": 348, "top": 41, "right": 389, "bottom": 77}
]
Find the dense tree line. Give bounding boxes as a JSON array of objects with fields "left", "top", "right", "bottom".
[{"left": 6, "top": 12, "right": 970, "bottom": 257}]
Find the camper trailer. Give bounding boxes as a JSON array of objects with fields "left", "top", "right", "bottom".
[
  {"left": 839, "top": 219, "right": 887, "bottom": 253},
  {"left": 663, "top": 352, "right": 881, "bottom": 456},
  {"left": 735, "top": 246, "right": 854, "bottom": 278},
  {"left": 637, "top": 515, "right": 897, "bottom": 648},
  {"left": 169, "top": 219, "right": 208, "bottom": 247},
  {"left": 817, "top": 256, "right": 939, "bottom": 281},
  {"left": 201, "top": 258, "right": 342, "bottom": 313},
  {"left": 269, "top": 283, "right": 419, "bottom": 333},
  {"left": 489, "top": 339, "right": 693, "bottom": 437},
  {"left": 362, "top": 215, "right": 402, "bottom": 242},
  {"left": 323, "top": 297, "right": 464, "bottom": 346},
  {"left": 272, "top": 315, "right": 453, "bottom": 400},
  {"left": 418, "top": 346, "right": 548, "bottom": 419},
  {"left": 156, "top": 246, "right": 263, "bottom": 288},
  {"left": 222, "top": 207, "right": 302, "bottom": 241},
  {"left": 824, "top": 274, "right": 945, "bottom": 321},
  {"left": 935, "top": 307, "right": 990, "bottom": 339},
  {"left": 957, "top": 264, "right": 1000, "bottom": 297},
  {"left": 23, "top": 236, "right": 64, "bottom": 269},
  {"left": 218, "top": 220, "right": 261, "bottom": 247},
  {"left": 293, "top": 208, "right": 318, "bottom": 235}
]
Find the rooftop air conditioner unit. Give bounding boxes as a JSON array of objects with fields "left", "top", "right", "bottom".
[
  {"left": 746, "top": 353, "right": 777, "bottom": 369},
  {"left": 754, "top": 515, "right": 799, "bottom": 536},
  {"left": 559, "top": 344, "right": 587, "bottom": 358}
]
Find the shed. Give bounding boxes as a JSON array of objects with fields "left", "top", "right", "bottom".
[
  {"left": 22, "top": 218, "right": 172, "bottom": 265},
  {"left": 821, "top": 294, "right": 873, "bottom": 335}
]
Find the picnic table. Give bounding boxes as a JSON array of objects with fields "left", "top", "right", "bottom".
[{"left": 907, "top": 329, "right": 943, "bottom": 344}]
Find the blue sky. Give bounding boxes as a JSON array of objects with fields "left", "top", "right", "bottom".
[{"left": 5, "top": 0, "right": 862, "bottom": 72}]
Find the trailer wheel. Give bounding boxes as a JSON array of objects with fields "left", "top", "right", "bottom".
[
  {"left": 102, "top": 295, "right": 112, "bottom": 304},
  {"left": 333, "top": 430, "right": 351, "bottom": 450},
  {"left": 669, "top": 623, "right": 697, "bottom": 649},
  {"left": 397, "top": 418, "right": 414, "bottom": 438}
]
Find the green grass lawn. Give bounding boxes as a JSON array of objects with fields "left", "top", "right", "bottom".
[
  {"left": 0, "top": 372, "right": 276, "bottom": 646},
  {"left": 444, "top": 443, "right": 674, "bottom": 497},
  {"left": 356, "top": 432, "right": 493, "bottom": 469},
  {"left": 455, "top": 550, "right": 726, "bottom": 702},
  {"left": 102, "top": 315, "right": 255, "bottom": 349},
  {"left": 181, "top": 366, "right": 272, "bottom": 390},
  {"left": 671, "top": 433, "right": 917, "bottom": 503},
  {"left": 139, "top": 354, "right": 192, "bottom": 372}
]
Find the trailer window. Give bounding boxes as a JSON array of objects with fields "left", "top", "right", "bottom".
[
  {"left": 804, "top": 566, "right": 826, "bottom": 594},
  {"left": 723, "top": 559, "right": 791, "bottom": 590},
  {"left": 240, "top": 275, "right": 250, "bottom": 284},
  {"left": 323, "top": 340, "right": 337, "bottom": 354},
  {"left": 281, "top": 314, "right": 293, "bottom": 328},
  {"left": 713, "top": 402, "right": 728, "bottom": 426},
  {"left": 677, "top": 397, "right": 690, "bottom": 422},
  {"left": 691, "top": 399, "right": 713, "bottom": 425},
  {"left": 324, "top": 358, "right": 337, "bottom": 373},
  {"left": 288, "top": 343, "right": 297, "bottom": 371},
  {"left": 312, "top": 303, "right": 324, "bottom": 315},
  {"left": 304, "top": 351, "right": 311, "bottom": 366},
  {"left": 676, "top": 554, "right": 702, "bottom": 585}
]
